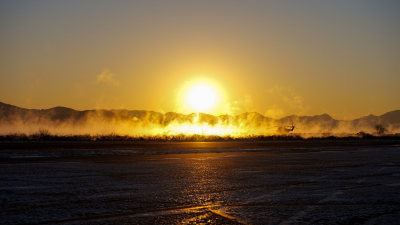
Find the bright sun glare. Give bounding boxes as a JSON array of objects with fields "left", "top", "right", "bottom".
[{"left": 186, "top": 83, "right": 217, "bottom": 112}]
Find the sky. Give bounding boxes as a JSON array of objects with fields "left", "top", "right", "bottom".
[{"left": 0, "top": 0, "right": 399, "bottom": 119}]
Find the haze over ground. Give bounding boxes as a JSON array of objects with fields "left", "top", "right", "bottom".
[
  {"left": 1, "top": 102, "right": 399, "bottom": 137},
  {"left": 1, "top": 0, "right": 400, "bottom": 119}
]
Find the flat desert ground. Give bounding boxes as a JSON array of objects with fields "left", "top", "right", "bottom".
[{"left": 1, "top": 140, "right": 400, "bottom": 224}]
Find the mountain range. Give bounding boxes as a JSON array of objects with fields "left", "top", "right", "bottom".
[{"left": 1, "top": 102, "right": 399, "bottom": 136}]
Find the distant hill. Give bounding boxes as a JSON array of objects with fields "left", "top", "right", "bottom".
[{"left": 0, "top": 102, "right": 399, "bottom": 136}]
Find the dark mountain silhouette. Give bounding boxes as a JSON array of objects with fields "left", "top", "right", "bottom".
[{"left": 0, "top": 101, "right": 399, "bottom": 136}]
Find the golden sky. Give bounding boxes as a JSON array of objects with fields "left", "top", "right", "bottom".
[{"left": 0, "top": 0, "right": 399, "bottom": 119}]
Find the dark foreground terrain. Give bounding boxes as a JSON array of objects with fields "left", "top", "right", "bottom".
[{"left": 1, "top": 140, "right": 400, "bottom": 224}]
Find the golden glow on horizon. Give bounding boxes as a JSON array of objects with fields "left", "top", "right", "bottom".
[
  {"left": 144, "top": 113, "right": 277, "bottom": 137},
  {"left": 166, "top": 121, "right": 237, "bottom": 136}
]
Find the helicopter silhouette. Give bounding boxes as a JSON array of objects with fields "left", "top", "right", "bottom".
[{"left": 276, "top": 121, "right": 295, "bottom": 134}]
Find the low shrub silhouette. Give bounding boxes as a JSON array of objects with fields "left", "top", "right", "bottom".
[{"left": 0, "top": 133, "right": 399, "bottom": 142}]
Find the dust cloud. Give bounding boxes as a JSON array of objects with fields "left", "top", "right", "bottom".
[{"left": 0, "top": 103, "right": 399, "bottom": 137}]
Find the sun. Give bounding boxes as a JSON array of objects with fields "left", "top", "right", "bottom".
[
  {"left": 178, "top": 78, "right": 225, "bottom": 114},
  {"left": 186, "top": 84, "right": 217, "bottom": 112}
]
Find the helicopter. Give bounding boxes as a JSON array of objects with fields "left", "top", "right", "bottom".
[{"left": 276, "top": 121, "right": 295, "bottom": 134}]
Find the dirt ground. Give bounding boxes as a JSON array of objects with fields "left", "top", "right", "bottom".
[{"left": 1, "top": 140, "right": 400, "bottom": 224}]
